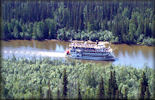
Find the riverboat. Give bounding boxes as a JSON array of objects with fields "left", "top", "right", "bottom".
[{"left": 66, "top": 41, "right": 116, "bottom": 61}]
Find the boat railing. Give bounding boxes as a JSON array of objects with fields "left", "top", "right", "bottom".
[{"left": 69, "top": 42, "right": 106, "bottom": 49}]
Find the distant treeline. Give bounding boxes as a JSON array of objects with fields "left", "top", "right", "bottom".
[{"left": 1, "top": 1, "right": 155, "bottom": 45}]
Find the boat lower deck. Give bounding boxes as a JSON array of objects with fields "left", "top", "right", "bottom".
[{"left": 67, "top": 55, "right": 116, "bottom": 61}]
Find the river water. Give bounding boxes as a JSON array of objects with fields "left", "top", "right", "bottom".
[{"left": 1, "top": 40, "right": 154, "bottom": 68}]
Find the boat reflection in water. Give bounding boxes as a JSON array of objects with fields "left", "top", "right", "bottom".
[{"left": 66, "top": 41, "right": 116, "bottom": 61}]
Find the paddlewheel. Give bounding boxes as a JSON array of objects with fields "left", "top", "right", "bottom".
[{"left": 66, "top": 50, "right": 70, "bottom": 55}]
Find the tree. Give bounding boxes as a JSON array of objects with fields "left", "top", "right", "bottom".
[
  {"left": 108, "top": 71, "right": 113, "bottom": 99},
  {"left": 108, "top": 70, "right": 118, "bottom": 99},
  {"left": 112, "top": 70, "right": 118, "bottom": 99},
  {"left": 97, "top": 77, "right": 105, "bottom": 99},
  {"left": 13, "top": 24, "right": 22, "bottom": 39},
  {"left": 116, "top": 90, "right": 119, "bottom": 99},
  {"left": 62, "top": 68, "right": 68, "bottom": 99},
  {"left": 2, "top": 23, "right": 9, "bottom": 40},
  {"left": 139, "top": 72, "right": 149, "bottom": 99},
  {"left": 39, "top": 86, "right": 43, "bottom": 99},
  {"left": 42, "top": 21, "right": 49, "bottom": 39},
  {"left": 47, "top": 81, "right": 52, "bottom": 99},
  {"left": 128, "top": 22, "right": 136, "bottom": 43},
  {"left": 36, "top": 22, "right": 44, "bottom": 40},
  {"left": 77, "top": 82, "right": 82, "bottom": 100},
  {"left": 87, "top": 22, "right": 93, "bottom": 32},
  {"left": 145, "top": 87, "right": 150, "bottom": 99},
  {"left": 45, "top": 19, "right": 57, "bottom": 39},
  {"left": 135, "top": 24, "right": 142, "bottom": 41},
  {"left": 124, "top": 87, "right": 128, "bottom": 99},
  {"left": 119, "top": 90, "right": 123, "bottom": 99},
  {"left": 57, "top": 89, "right": 60, "bottom": 100}
]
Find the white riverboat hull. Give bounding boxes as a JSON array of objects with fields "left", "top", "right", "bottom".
[{"left": 67, "top": 55, "right": 115, "bottom": 61}]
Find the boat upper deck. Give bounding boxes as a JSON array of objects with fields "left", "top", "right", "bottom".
[{"left": 69, "top": 41, "right": 109, "bottom": 49}]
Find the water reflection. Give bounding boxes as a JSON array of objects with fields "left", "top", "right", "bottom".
[
  {"left": 1, "top": 40, "right": 154, "bottom": 68},
  {"left": 111, "top": 44, "right": 154, "bottom": 68}
]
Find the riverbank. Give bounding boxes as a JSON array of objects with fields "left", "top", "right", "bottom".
[
  {"left": 1, "top": 39, "right": 155, "bottom": 47},
  {"left": 1, "top": 57, "right": 154, "bottom": 99}
]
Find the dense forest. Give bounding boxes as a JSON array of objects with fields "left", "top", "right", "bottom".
[
  {"left": 1, "top": 1, "right": 155, "bottom": 45},
  {"left": 1, "top": 57, "right": 154, "bottom": 99}
]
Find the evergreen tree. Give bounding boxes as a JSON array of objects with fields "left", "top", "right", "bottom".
[
  {"left": 13, "top": 25, "right": 21, "bottom": 39},
  {"left": 97, "top": 77, "right": 105, "bottom": 99},
  {"left": 57, "top": 89, "right": 60, "bottom": 100},
  {"left": 113, "top": 70, "right": 118, "bottom": 99},
  {"left": 47, "top": 81, "right": 52, "bottom": 99},
  {"left": 62, "top": 68, "right": 68, "bottom": 99},
  {"left": 116, "top": 90, "right": 119, "bottom": 99},
  {"left": 139, "top": 72, "right": 149, "bottom": 100},
  {"left": 128, "top": 22, "right": 136, "bottom": 43},
  {"left": 31, "top": 92, "right": 34, "bottom": 100},
  {"left": 2, "top": 23, "right": 9, "bottom": 40},
  {"left": 152, "top": 74, "right": 155, "bottom": 99},
  {"left": 140, "top": 81, "right": 145, "bottom": 100},
  {"left": 124, "top": 87, "right": 128, "bottom": 99},
  {"left": 39, "top": 86, "right": 43, "bottom": 99},
  {"left": 145, "top": 87, "right": 150, "bottom": 100},
  {"left": 108, "top": 71, "right": 113, "bottom": 99},
  {"left": 108, "top": 70, "right": 118, "bottom": 99},
  {"left": 77, "top": 82, "right": 82, "bottom": 100},
  {"left": 36, "top": 22, "right": 44, "bottom": 40},
  {"left": 120, "top": 91, "right": 123, "bottom": 99}
]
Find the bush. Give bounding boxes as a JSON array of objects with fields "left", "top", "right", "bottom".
[
  {"left": 89, "top": 33, "right": 99, "bottom": 42},
  {"left": 74, "top": 33, "right": 81, "bottom": 40},
  {"left": 137, "top": 34, "right": 144, "bottom": 43},
  {"left": 98, "top": 30, "right": 115, "bottom": 42},
  {"left": 57, "top": 28, "right": 66, "bottom": 40},
  {"left": 24, "top": 32, "right": 32, "bottom": 40},
  {"left": 103, "top": 30, "right": 114, "bottom": 41},
  {"left": 81, "top": 33, "right": 89, "bottom": 41},
  {"left": 142, "top": 37, "right": 155, "bottom": 46}
]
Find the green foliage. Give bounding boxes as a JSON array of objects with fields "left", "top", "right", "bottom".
[
  {"left": 47, "top": 81, "right": 52, "bottom": 99},
  {"left": 81, "top": 31, "right": 89, "bottom": 41},
  {"left": 87, "top": 22, "right": 94, "bottom": 32},
  {"left": 45, "top": 19, "right": 57, "bottom": 39},
  {"left": 62, "top": 68, "right": 68, "bottom": 98},
  {"left": 77, "top": 82, "right": 82, "bottom": 100},
  {"left": 139, "top": 71, "right": 150, "bottom": 99},
  {"left": 1, "top": 1, "right": 154, "bottom": 46},
  {"left": 36, "top": 22, "right": 44, "bottom": 40},
  {"left": 102, "top": 30, "right": 115, "bottom": 41},
  {"left": 57, "top": 89, "right": 60, "bottom": 100},
  {"left": 89, "top": 33, "right": 99, "bottom": 42},
  {"left": 97, "top": 77, "right": 105, "bottom": 99},
  {"left": 2, "top": 23, "right": 10, "bottom": 40},
  {"left": 108, "top": 70, "right": 118, "bottom": 99},
  {"left": 1, "top": 57, "right": 154, "bottom": 99},
  {"left": 57, "top": 28, "right": 72, "bottom": 41},
  {"left": 145, "top": 87, "right": 150, "bottom": 99},
  {"left": 142, "top": 37, "right": 155, "bottom": 46}
]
